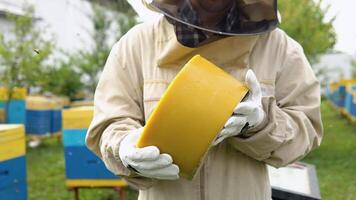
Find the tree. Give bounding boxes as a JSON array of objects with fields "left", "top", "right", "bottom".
[
  {"left": 70, "top": 3, "right": 136, "bottom": 93},
  {"left": 0, "top": 5, "right": 54, "bottom": 98},
  {"left": 278, "top": 0, "right": 336, "bottom": 64},
  {"left": 41, "top": 59, "right": 84, "bottom": 99},
  {"left": 0, "top": 4, "right": 54, "bottom": 122}
]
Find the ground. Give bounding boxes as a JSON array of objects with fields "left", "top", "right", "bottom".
[{"left": 27, "top": 101, "right": 356, "bottom": 199}]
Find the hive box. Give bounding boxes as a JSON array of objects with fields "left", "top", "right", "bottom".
[
  {"left": 0, "top": 101, "right": 5, "bottom": 123},
  {"left": 269, "top": 162, "right": 321, "bottom": 200},
  {"left": 345, "top": 83, "right": 356, "bottom": 122},
  {"left": 62, "top": 107, "right": 126, "bottom": 187},
  {"left": 0, "top": 88, "right": 27, "bottom": 124},
  {"left": 26, "top": 96, "right": 54, "bottom": 135},
  {"left": 50, "top": 97, "right": 63, "bottom": 135},
  {"left": 0, "top": 125, "right": 27, "bottom": 200},
  {"left": 137, "top": 55, "right": 249, "bottom": 179}
]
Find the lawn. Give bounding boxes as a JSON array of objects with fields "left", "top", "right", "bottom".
[
  {"left": 303, "top": 101, "right": 356, "bottom": 200},
  {"left": 27, "top": 138, "right": 138, "bottom": 200},
  {"left": 26, "top": 101, "right": 356, "bottom": 199}
]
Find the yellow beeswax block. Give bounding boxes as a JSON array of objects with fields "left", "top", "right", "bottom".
[
  {"left": 62, "top": 106, "right": 93, "bottom": 129},
  {"left": 0, "top": 125, "right": 26, "bottom": 161},
  {"left": 136, "top": 55, "right": 249, "bottom": 179}
]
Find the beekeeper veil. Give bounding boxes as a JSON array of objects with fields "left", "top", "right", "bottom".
[{"left": 142, "top": 0, "right": 279, "bottom": 36}]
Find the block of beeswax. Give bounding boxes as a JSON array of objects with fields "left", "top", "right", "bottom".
[{"left": 136, "top": 55, "right": 249, "bottom": 179}]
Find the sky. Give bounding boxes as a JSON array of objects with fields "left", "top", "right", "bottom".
[
  {"left": 128, "top": 0, "right": 356, "bottom": 55},
  {"left": 321, "top": 0, "right": 356, "bottom": 55}
]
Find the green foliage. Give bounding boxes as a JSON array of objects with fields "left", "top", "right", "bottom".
[
  {"left": 278, "top": 0, "right": 336, "bottom": 63},
  {"left": 41, "top": 59, "right": 84, "bottom": 99},
  {"left": 0, "top": 5, "right": 54, "bottom": 94},
  {"left": 69, "top": 4, "right": 136, "bottom": 93}
]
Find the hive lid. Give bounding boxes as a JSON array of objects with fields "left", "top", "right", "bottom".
[
  {"left": 26, "top": 96, "right": 56, "bottom": 110},
  {"left": 62, "top": 106, "right": 93, "bottom": 129},
  {"left": 0, "top": 124, "right": 25, "bottom": 161},
  {"left": 0, "top": 87, "right": 27, "bottom": 101},
  {"left": 136, "top": 55, "right": 249, "bottom": 179},
  {"left": 71, "top": 100, "right": 94, "bottom": 108}
]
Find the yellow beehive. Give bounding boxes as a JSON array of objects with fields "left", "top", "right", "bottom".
[
  {"left": 0, "top": 125, "right": 26, "bottom": 161},
  {"left": 0, "top": 87, "right": 27, "bottom": 101},
  {"left": 70, "top": 100, "right": 94, "bottom": 108},
  {"left": 0, "top": 109, "right": 5, "bottom": 123},
  {"left": 0, "top": 88, "right": 7, "bottom": 101},
  {"left": 26, "top": 96, "right": 56, "bottom": 110},
  {"left": 62, "top": 106, "right": 93, "bottom": 129},
  {"left": 136, "top": 55, "right": 249, "bottom": 179},
  {"left": 329, "top": 82, "right": 338, "bottom": 93},
  {"left": 58, "top": 96, "right": 71, "bottom": 108}
]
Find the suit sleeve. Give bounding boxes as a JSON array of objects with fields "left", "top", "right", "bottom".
[
  {"left": 85, "top": 35, "right": 156, "bottom": 189},
  {"left": 228, "top": 42, "right": 323, "bottom": 168}
]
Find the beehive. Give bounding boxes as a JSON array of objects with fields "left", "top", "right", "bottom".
[
  {"left": 58, "top": 96, "right": 71, "bottom": 109},
  {"left": 0, "top": 125, "right": 27, "bottom": 200},
  {"left": 336, "top": 80, "right": 349, "bottom": 111},
  {"left": 70, "top": 100, "right": 93, "bottom": 108},
  {"left": 50, "top": 97, "right": 64, "bottom": 135},
  {"left": 344, "top": 81, "right": 356, "bottom": 122},
  {"left": 25, "top": 96, "right": 55, "bottom": 135},
  {"left": 0, "top": 101, "right": 5, "bottom": 123},
  {"left": 326, "top": 82, "right": 339, "bottom": 106},
  {"left": 0, "top": 87, "right": 27, "bottom": 124},
  {"left": 62, "top": 106, "right": 127, "bottom": 187},
  {"left": 136, "top": 55, "right": 249, "bottom": 179}
]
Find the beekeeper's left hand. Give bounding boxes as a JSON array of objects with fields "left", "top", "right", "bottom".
[{"left": 213, "top": 70, "right": 265, "bottom": 146}]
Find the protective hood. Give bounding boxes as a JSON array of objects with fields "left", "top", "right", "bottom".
[{"left": 141, "top": 0, "right": 279, "bottom": 36}]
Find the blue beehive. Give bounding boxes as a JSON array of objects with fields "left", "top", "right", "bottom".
[
  {"left": 336, "top": 80, "right": 347, "bottom": 109},
  {"left": 345, "top": 83, "right": 356, "bottom": 121},
  {"left": 7, "top": 100, "right": 26, "bottom": 124},
  {"left": 0, "top": 87, "right": 27, "bottom": 124},
  {"left": 326, "top": 82, "right": 338, "bottom": 106},
  {"left": 62, "top": 107, "right": 127, "bottom": 188},
  {"left": 0, "top": 125, "right": 27, "bottom": 200},
  {"left": 50, "top": 98, "right": 63, "bottom": 135},
  {"left": 25, "top": 96, "right": 54, "bottom": 136},
  {"left": 0, "top": 101, "right": 5, "bottom": 123}
]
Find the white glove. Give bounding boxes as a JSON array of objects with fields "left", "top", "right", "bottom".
[
  {"left": 119, "top": 128, "right": 180, "bottom": 180},
  {"left": 213, "top": 70, "right": 265, "bottom": 146}
]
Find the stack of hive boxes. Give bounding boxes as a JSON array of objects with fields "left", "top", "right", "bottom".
[
  {"left": 62, "top": 106, "right": 127, "bottom": 188},
  {"left": 336, "top": 80, "right": 348, "bottom": 114},
  {"left": 326, "top": 80, "right": 356, "bottom": 122},
  {"left": 345, "top": 82, "right": 356, "bottom": 122},
  {"left": 0, "top": 88, "right": 27, "bottom": 124},
  {"left": 50, "top": 97, "right": 63, "bottom": 135},
  {"left": 70, "top": 100, "right": 93, "bottom": 108},
  {"left": 59, "top": 96, "right": 71, "bottom": 109},
  {"left": 326, "top": 82, "right": 338, "bottom": 106},
  {"left": 0, "top": 125, "right": 27, "bottom": 200},
  {"left": 26, "top": 96, "right": 54, "bottom": 136},
  {"left": 0, "top": 100, "right": 5, "bottom": 123}
]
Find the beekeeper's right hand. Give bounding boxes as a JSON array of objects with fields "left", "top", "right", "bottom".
[{"left": 119, "top": 128, "right": 180, "bottom": 180}]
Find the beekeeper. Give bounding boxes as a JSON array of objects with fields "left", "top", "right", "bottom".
[{"left": 86, "top": 0, "right": 323, "bottom": 199}]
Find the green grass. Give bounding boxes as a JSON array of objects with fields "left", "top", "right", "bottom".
[
  {"left": 26, "top": 101, "right": 356, "bottom": 199},
  {"left": 27, "top": 137, "right": 138, "bottom": 200},
  {"left": 303, "top": 101, "right": 356, "bottom": 200}
]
